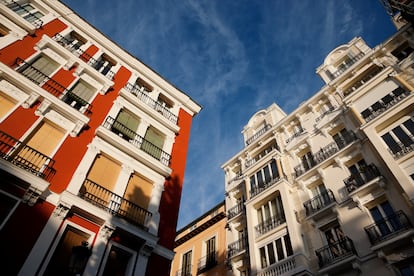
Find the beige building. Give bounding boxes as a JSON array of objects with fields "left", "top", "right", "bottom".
[
  {"left": 223, "top": 18, "right": 414, "bottom": 276},
  {"left": 171, "top": 201, "right": 227, "bottom": 276}
]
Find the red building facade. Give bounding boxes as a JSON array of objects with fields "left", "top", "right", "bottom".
[{"left": 0, "top": 1, "right": 201, "bottom": 275}]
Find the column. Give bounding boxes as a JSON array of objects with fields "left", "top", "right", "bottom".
[
  {"left": 133, "top": 243, "right": 154, "bottom": 276},
  {"left": 83, "top": 225, "right": 115, "bottom": 276},
  {"left": 145, "top": 182, "right": 164, "bottom": 235}
]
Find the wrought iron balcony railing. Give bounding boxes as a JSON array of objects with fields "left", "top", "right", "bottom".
[
  {"left": 364, "top": 210, "right": 413, "bottom": 245},
  {"left": 342, "top": 66, "right": 384, "bottom": 97},
  {"left": 294, "top": 131, "right": 357, "bottom": 177},
  {"left": 344, "top": 164, "right": 382, "bottom": 193},
  {"left": 52, "top": 34, "right": 115, "bottom": 80},
  {"left": 3, "top": 0, "right": 43, "bottom": 29},
  {"left": 176, "top": 265, "right": 192, "bottom": 276},
  {"left": 245, "top": 141, "right": 279, "bottom": 168},
  {"left": 255, "top": 214, "right": 286, "bottom": 237},
  {"left": 227, "top": 201, "right": 245, "bottom": 219},
  {"left": 103, "top": 116, "right": 171, "bottom": 166},
  {"left": 330, "top": 52, "right": 365, "bottom": 79},
  {"left": 123, "top": 82, "right": 178, "bottom": 124},
  {"left": 15, "top": 58, "right": 93, "bottom": 115},
  {"left": 303, "top": 189, "right": 336, "bottom": 217},
  {"left": 387, "top": 135, "right": 414, "bottom": 160},
  {"left": 0, "top": 130, "right": 56, "bottom": 181},
  {"left": 285, "top": 126, "right": 305, "bottom": 144},
  {"left": 362, "top": 87, "right": 410, "bottom": 123},
  {"left": 250, "top": 175, "right": 287, "bottom": 198},
  {"left": 79, "top": 179, "right": 152, "bottom": 229},
  {"left": 315, "top": 106, "right": 335, "bottom": 123},
  {"left": 246, "top": 124, "right": 272, "bottom": 145},
  {"left": 228, "top": 236, "right": 248, "bottom": 258},
  {"left": 197, "top": 252, "right": 217, "bottom": 274},
  {"left": 315, "top": 237, "right": 357, "bottom": 268}
]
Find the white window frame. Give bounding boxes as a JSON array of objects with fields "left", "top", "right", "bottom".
[{"left": 98, "top": 241, "right": 137, "bottom": 276}]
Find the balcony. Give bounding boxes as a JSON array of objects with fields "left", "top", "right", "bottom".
[
  {"left": 344, "top": 164, "right": 382, "bottom": 193},
  {"left": 228, "top": 236, "right": 248, "bottom": 259},
  {"left": 15, "top": 58, "right": 93, "bottom": 115},
  {"left": 294, "top": 131, "right": 357, "bottom": 177},
  {"left": 52, "top": 34, "right": 115, "bottom": 80},
  {"left": 197, "top": 252, "right": 217, "bottom": 274},
  {"left": 257, "top": 254, "right": 310, "bottom": 276},
  {"left": 227, "top": 201, "right": 245, "bottom": 220},
  {"left": 330, "top": 52, "right": 365, "bottom": 79},
  {"left": 315, "top": 237, "right": 357, "bottom": 269},
  {"left": 364, "top": 210, "right": 413, "bottom": 246},
  {"left": 303, "top": 189, "right": 336, "bottom": 217},
  {"left": 387, "top": 136, "right": 414, "bottom": 160},
  {"left": 285, "top": 126, "right": 305, "bottom": 144},
  {"left": 175, "top": 265, "right": 192, "bottom": 276},
  {"left": 78, "top": 179, "right": 152, "bottom": 230},
  {"left": 246, "top": 124, "right": 272, "bottom": 145},
  {"left": 342, "top": 66, "right": 384, "bottom": 97},
  {"left": 245, "top": 141, "right": 279, "bottom": 168},
  {"left": 315, "top": 106, "right": 335, "bottom": 123},
  {"left": 361, "top": 87, "right": 410, "bottom": 123},
  {"left": 255, "top": 214, "right": 286, "bottom": 238},
  {"left": 124, "top": 83, "right": 178, "bottom": 124},
  {"left": 250, "top": 175, "right": 287, "bottom": 198},
  {"left": 102, "top": 116, "right": 171, "bottom": 166},
  {"left": 0, "top": 130, "right": 56, "bottom": 181}
]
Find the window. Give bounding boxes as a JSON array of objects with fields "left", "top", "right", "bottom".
[
  {"left": 0, "top": 92, "right": 17, "bottom": 120},
  {"left": 63, "top": 80, "right": 96, "bottom": 111},
  {"left": 123, "top": 173, "right": 153, "bottom": 209},
  {"left": 256, "top": 195, "right": 285, "bottom": 236},
  {"left": 141, "top": 126, "right": 165, "bottom": 160},
  {"left": 391, "top": 42, "right": 414, "bottom": 61},
  {"left": 205, "top": 237, "right": 216, "bottom": 266},
  {"left": 7, "top": 2, "right": 44, "bottom": 25},
  {"left": 17, "top": 120, "right": 65, "bottom": 171},
  {"left": 112, "top": 109, "right": 140, "bottom": 141},
  {"left": 181, "top": 250, "right": 192, "bottom": 276},
  {"left": 301, "top": 151, "right": 316, "bottom": 171},
  {"left": 44, "top": 225, "right": 91, "bottom": 275},
  {"left": 332, "top": 128, "right": 353, "bottom": 149},
  {"left": 347, "top": 159, "right": 368, "bottom": 186},
  {"left": 19, "top": 55, "right": 59, "bottom": 85},
  {"left": 94, "top": 54, "right": 115, "bottom": 76},
  {"left": 250, "top": 159, "right": 279, "bottom": 191},
  {"left": 0, "top": 191, "right": 19, "bottom": 230},
  {"left": 381, "top": 118, "right": 414, "bottom": 157},
  {"left": 259, "top": 234, "right": 293, "bottom": 269},
  {"left": 102, "top": 243, "right": 135, "bottom": 276},
  {"left": 369, "top": 200, "right": 400, "bottom": 236}
]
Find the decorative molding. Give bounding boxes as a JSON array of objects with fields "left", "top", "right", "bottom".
[
  {"left": 99, "top": 224, "right": 115, "bottom": 240},
  {"left": 53, "top": 202, "right": 71, "bottom": 218}
]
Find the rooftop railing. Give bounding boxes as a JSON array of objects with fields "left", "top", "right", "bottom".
[
  {"left": 342, "top": 66, "right": 384, "bottom": 97},
  {"left": 330, "top": 52, "right": 365, "bottom": 79}
]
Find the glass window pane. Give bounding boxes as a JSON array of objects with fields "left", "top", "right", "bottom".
[
  {"left": 275, "top": 238, "right": 284, "bottom": 260},
  {"left": 381, "top": 133, "right": 401, "bottom": 154},
  {"left": 403, "top": 119, "right": 414, "bottom": 135},
  {"left": 393, "top": 126, "right": 413, "bottom": 147},
  {"left": 267, "top": 244, "right": 276, "bottom": 265},
  {"left": 270, "top": 159, "right": 279, "bottom": 179},
  {"left": 263, "top": 166, "right": 271, "bottom": 183},
  {"left": 260, "top": 247, "right": 267, "bottom": 268},
  {"left": 284, "top": 235, "right": 294, "bottom": 256}
]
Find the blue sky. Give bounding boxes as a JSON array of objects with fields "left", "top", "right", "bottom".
[{"left": 62, "top": 0, "right": 397, "bottom": 229}]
